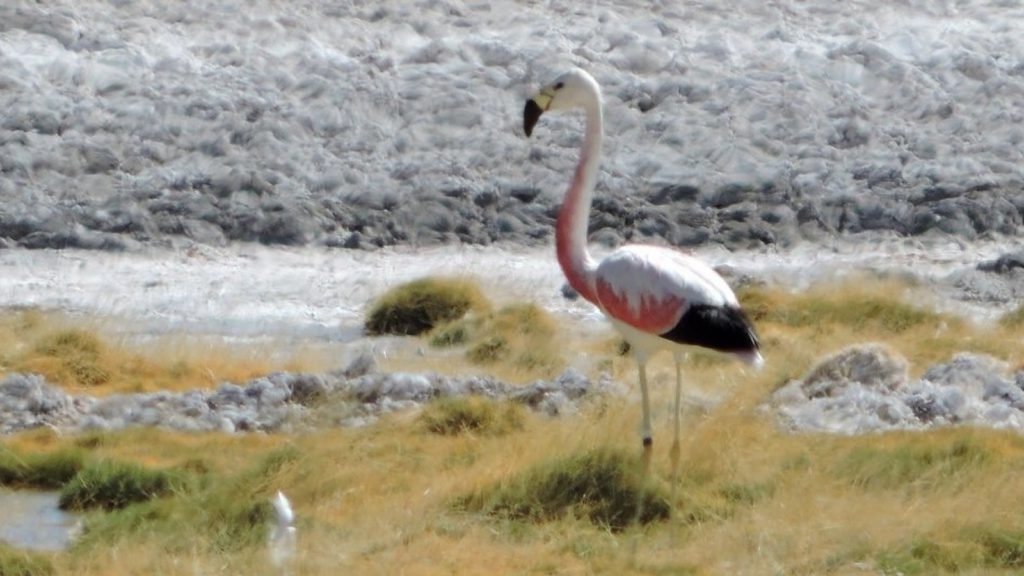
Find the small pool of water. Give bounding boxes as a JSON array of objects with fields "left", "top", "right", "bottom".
[{"left": 0, "top": 489, "right": 80, "bottom": 551}]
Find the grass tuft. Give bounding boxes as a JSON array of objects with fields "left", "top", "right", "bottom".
[
  {"left": 253, "top": 445, "right": 301, "bottom": 478},
  {"left": 0, "top": 448, "right": 85, "bottom": 489},
  {"left": 434, "top": 303, "right": 563, "bottom": 377},
  {"left": 59, "top": 460, "right": 194, "bottom": 511},
  {"left": 0, "top": 311, "right": 295, "bottom": 395},
  {"left": 738, "top": 284, "right": 938, "bottom": 333},
  {"left": 429, "top": 322, "right": 470, "bottom": 347},
  {"left": 419, "top": 397, "right": 525, "bottom": 436},
  {"left": 33, "top": 330, "right": 103, "bottom": 358},
  {"left": 878, "top": 527, "right": 1024, "bottom": 574},
  {"left": 364, "top": 277, "right": 488, "bottom": 336},
  {"left": 718, "top": 481, "right": 775, "bottom": 506},
  {"left": 28, "top": 329, "right": 110, "bottom": 387},
  {"left": 0, "top": 543, "right": 54, "bottom": 576},
  {"left": 456, "top": 447, "right": 670, "bottom": 531},
  {"left": 71, "top": 448, "right": 291, "bottom": 555},
  {"left": 975, "top": 527, "right": 1024, "bottom": 568},
  {"left": 466, "top": 335, "right": 509, "bottom": 364},
  {"left": 837, "top": 437, "right": 989, "bottom": 491}
]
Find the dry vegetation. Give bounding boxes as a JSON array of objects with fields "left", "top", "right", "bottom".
[
  {"left": 364, "top": 277, "right": 489, "bottom": 337},
  {"left": 2, "top": 275, "right": 1024, "bottom": 574},
  {"left": 0, "top": 309, "right": 320, "bottom": 395}
]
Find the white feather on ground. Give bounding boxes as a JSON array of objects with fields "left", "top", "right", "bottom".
[{"left": 269, "top": 490, "right": 297, "bottom": 572}]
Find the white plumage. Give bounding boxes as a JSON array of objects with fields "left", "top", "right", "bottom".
[
  {"left": 269, "top": 490, "right": 297, "bottom": 573},
  {"left": 595, "top": 245, "right": 738, "bottom": 316}
]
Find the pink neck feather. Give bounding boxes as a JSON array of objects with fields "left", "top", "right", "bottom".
[{"left": 555, "top": 97, "right": 602, "bottom": 305}]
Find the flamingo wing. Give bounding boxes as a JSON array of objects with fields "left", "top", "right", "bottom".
[{"left": 594, "top": 245, "right": 758, "bottom": 353}]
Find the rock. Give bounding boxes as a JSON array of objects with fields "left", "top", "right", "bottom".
[
  {"left": 208, "top": 383, "right": 247, "bottom": 409},
  {"left": 920, "top": 353, "right": 1010, "bottom": 395},
  {"left": 706, "top": 183, "right": 757, "bottom": 209},
  {"left": 773, "top": 347, "right": 1024, "bottom": 434},
  {"left": 350, "top": 372, "right": 431, "bottom": 403},
  {"left": 978, "top": 251, "right": 1024, "bottom": 275},
  {"left": 0, "top": 374, "right": 80, "bottom": 434},
  {"left": 181, "top": 219, "right": 228, "bottom": 246},
  {"left": 590, "top": 228, "right": 623, "bottom": 248},
  {"left": 946, "top": 268, "right": 1017, "bottom": 304},
  {"left": 537, "top": 391, "right": 575, "bottom": 417},
  {"left": 472, "top": 189, "right": 498, "bottom": 208},
  {"left": 649, "top": 184, "right": 700, "bottom": 205},
  {"left": 799, "top": 344, "right": 908, "bottom": 399},
  {"left": 511, "top": 368, "right": 602, "bottom": 408},
  {"left": 509, "top": 187, "right": 542, "bottom": 203},
  {"left": 256, "top": 210, "right": 311, "bottom": 246},
  {"left": 434, "top": 374, "right": 507, "bottom": 398},
  {"left": 340, "top": 350, "right": 377, "bottom": 379},
  {"left": 560, "top": 283, "right": 579, "bottom": 301},
  {"left": 282, "top": 373, "right": 330, "bottom": 405},
  {"left": 0, "top": 367, "right": 623, "bottom": 436}
]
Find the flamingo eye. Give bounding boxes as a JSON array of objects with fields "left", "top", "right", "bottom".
[{"left": 554, "top": 82, "right": 564, "bottom": 90}]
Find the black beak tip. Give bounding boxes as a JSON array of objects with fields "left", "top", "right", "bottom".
[{"left": 524, "top": 99, "right": 543, "bottom": 138}]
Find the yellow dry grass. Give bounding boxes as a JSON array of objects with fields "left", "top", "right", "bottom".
[
  {"left": 0, "top": 309, "right": 322, "bottom": 396},
  {"left": 3, "top": 275, "right": 1024, "bottom": 575}
]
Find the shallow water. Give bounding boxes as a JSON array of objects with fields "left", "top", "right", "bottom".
[
  {"left": 0, "top": 237, "right": 1013, "bottom": 346},
  {"left": 0, "top": 489, "right": 79, "bottom": 551}
]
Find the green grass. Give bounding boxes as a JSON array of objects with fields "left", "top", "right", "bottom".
[
  {"left": 0, "top": 311, "right": 294, "bottom": 395},
  {"left": 466, "top": 335, "right": 509, "bottom": 364},
  {"left": 30, "top": 330, "right": 110, "bottom": 387},
  {"left": 0, "top": 448, "right": 85, "bottom": 489},
  {"left": 738, "top": 283, "right": 941, "bottom": 334},
  {"left": 71, "top": 448, "right": 292, "bottom": 555},
  {"left": 419, "top": 397, "right": 525, "bottom": 436},
  {"left": 434, "top": 303, "right": 564, "bottom": 377},
  {"left": 429, "top": 322, "right": 470, "bottom": 347},
  {"left": 364, "top": 277, "right": 488, "bottom": 336},
  {"left": 456, "top": 447, "right": 670, "bottom": 531},
  {"left": 999, "top": 305, "right": 1024, "bottom": 329},
  {"left": 71, "top": 490, "right": 270, "bottom": 556},
  {"left": 878, "top": 527, "right": 1024, "bottom": 574},
  {"left": 33, "top": 330, "right": 103, "bottom": 359},
  {"left": 667, "top": 474, "right": 779, "bottom": 528},
  {"left": 0, "top": 442, "right": 277, "bottom": 558},
  {"left": 0, "top": 543, "right": 54, "bottom": 576},
  {"left": 59, "top": 460, "right": 195, "bottom": 511},
  {"left": 975, "top": 528, "right": 1024, "bottom": 568},
  {"left": 718, "top": 481, "right": 775, "bottom": 506},
  {"left": 836, "top": 438, "right": 989, "bottom": 491}
]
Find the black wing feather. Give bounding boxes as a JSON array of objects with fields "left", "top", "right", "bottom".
[{"left": 659, "top": 304, "right": 759, "bottom": 353}]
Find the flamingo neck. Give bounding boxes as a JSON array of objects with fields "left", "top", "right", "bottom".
[{"left": 556, "top": 97, "right": 602, "bottom": 305}]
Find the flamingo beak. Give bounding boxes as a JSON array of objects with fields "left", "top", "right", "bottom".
[{"left": 523, "top": 92, "right": 552, "bottom": 137}]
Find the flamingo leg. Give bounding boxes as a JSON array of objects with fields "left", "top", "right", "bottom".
[
  {"left": 670, "top": 353, "right": 684, "bottom": 482},
  {"left": 637, "top": 356, "right": 653, "bottom": 473}
]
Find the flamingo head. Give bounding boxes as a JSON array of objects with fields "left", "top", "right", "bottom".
[{"left": 524, "top": 67, "right": 599, "bottom": 137}]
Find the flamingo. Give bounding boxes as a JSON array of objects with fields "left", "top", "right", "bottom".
[{"left": 523, "top": 68, "right": 763, "bottom": 474}]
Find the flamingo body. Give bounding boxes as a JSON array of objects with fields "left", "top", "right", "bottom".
[
  {"left": 592, "top": 245, "right": 761, "bottom": 363},
  {"left": 594, "top": 244, "right": 733, "bottom": 333}
]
